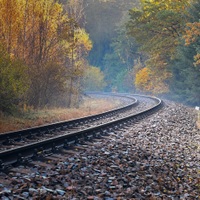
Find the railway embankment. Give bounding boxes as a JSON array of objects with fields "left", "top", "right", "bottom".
[{"left": 0, "top": 98, "right": 199, "bottom": 199}]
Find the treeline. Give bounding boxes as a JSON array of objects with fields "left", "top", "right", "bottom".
[
  {"left": 127, "top": 0, "right": 200, "bottom": 105},
  {"left": 84, "top": 0, "right": 140, "bottom": 92},
  {"left": 1, "top": 0, "right": 199, "bottom": 114},
  {"left": 0, "top": 0, "right": 105, "bottom": 113}
]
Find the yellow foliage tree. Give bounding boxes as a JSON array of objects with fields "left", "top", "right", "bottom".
[
  {"left": 135, "top": 62, "right": 170, "bottom": 94},
  {"left": 0, "top": 0, "right": 92, "bottom": 109},
  {"left": 135, "top": 68, "right": 151, "bottom": 91},
  {"left": 183, "top": 22, "right": 200, "bottom": 66},
  {"left": 0, "top": 0, "right": 69, "bottom": 64},
  {"left": 66, "top": 27, "right": 92, "bottom": 107}
]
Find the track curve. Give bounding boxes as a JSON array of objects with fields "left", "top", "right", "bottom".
[{"left": 0, "top": 93, "right": 163, "bottom": 168}]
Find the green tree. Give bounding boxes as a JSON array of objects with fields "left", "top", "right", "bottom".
[
  {"left": 127, "top": 0, "right": 190, "bottom": 93},
  {"left": 103, "top": 15, "right": 138, "bottom": 92},
  {"left": 0, "top": 47, "right": 28, "bottom": 113},
  {"left": 170, "top": 44, "right": 200, "bottom": 105},
  {"left": 169, "top": 0, "right": 200, "bottom": 105}
]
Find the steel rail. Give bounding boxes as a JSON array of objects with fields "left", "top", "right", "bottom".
[
  {"left": 0, "top": 93, "right": 163, "bottom": 168},
  {"left": 0, "top": 93, "right": 137, "bottom": 141}
]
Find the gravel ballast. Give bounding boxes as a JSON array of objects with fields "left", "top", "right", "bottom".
[{"left": 0, "top": 100, "right": 199, "bottom": 199}]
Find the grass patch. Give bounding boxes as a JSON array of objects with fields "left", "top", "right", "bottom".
[{"left": 0, "top": 97, "right": 121, "bottom": 133}]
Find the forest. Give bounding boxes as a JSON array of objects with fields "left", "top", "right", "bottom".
[{"left": 0, "top": 0, "right": 200, "bottom": 115}]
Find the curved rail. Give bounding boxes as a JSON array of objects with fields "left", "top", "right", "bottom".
[
  {"left": 0, "top": 93, "right": 163, "bottom": 168},
  {"left": 0, "top": 93, "right": 137, "bottom": 141}
]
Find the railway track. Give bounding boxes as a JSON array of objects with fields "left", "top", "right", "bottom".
[{"left": 0, "top": 93, "right": 163, "bottom": 169}]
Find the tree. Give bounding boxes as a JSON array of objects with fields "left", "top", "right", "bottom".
[
  {"left": 169, "top": 0, "right": 200, "bottom": 105},
  {"left": 103, "top": 13, "right": 139, "bottom": 92},
  {"left": 0, "top": 0, "right": 93, "bottom": 110},
  {"left": 127, "top": 0, "right": 190, "bottom": 93},
  {"left": 0, "top": 0, "right": 72, "bottom": 108},
  {"left": 84, "top": 0, "right": 139, "bottom": 68},
  {"left": 183, "top": 20, "right": 200, "bottom": 66},
  {"left": 0, "top": 47, "right": 28, "bottom": 113},
  {"left": 0, "top": 0, "right": 23, "bottom": 54},
  {"left": 135, "top": 66, "right": 170, "bottom": 93},
  {"left": 169, "top": 44, "right": 200, "bottom": 105},
  {"left": 64, "top": 21, "right": 92, "bottom": 107},
  {"left": 83, "top": 65, "right": 106, "bottom": 91},
  {"left": 64, "top": 0, "right": 86, "bottom": 26}
]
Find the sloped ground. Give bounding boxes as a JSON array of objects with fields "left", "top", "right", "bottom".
[
  {"left": 0, "top": 97, "right": 121, "bottom": 133},
  {"left": 0, "top": 100, "right": 199, "bottom": 199}
]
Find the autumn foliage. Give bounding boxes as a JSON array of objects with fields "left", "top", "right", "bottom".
[
  {"left": 135, "top": 68, "right": 151, "bottom": 91},
  {"left": 135, "top": 66, "right": 169, "bottom": 94},
  {"left": 183, "top": 22, "right": 200, "bottom": 66},
  {"left": 128, "top": 0, "right": 193, "bottom": 94},
  {"left": 0, "top": 0, "right": 93, "bottom": 112},
  {"left": 128, "top": 0, "right": 200, "bottom": 104}
]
